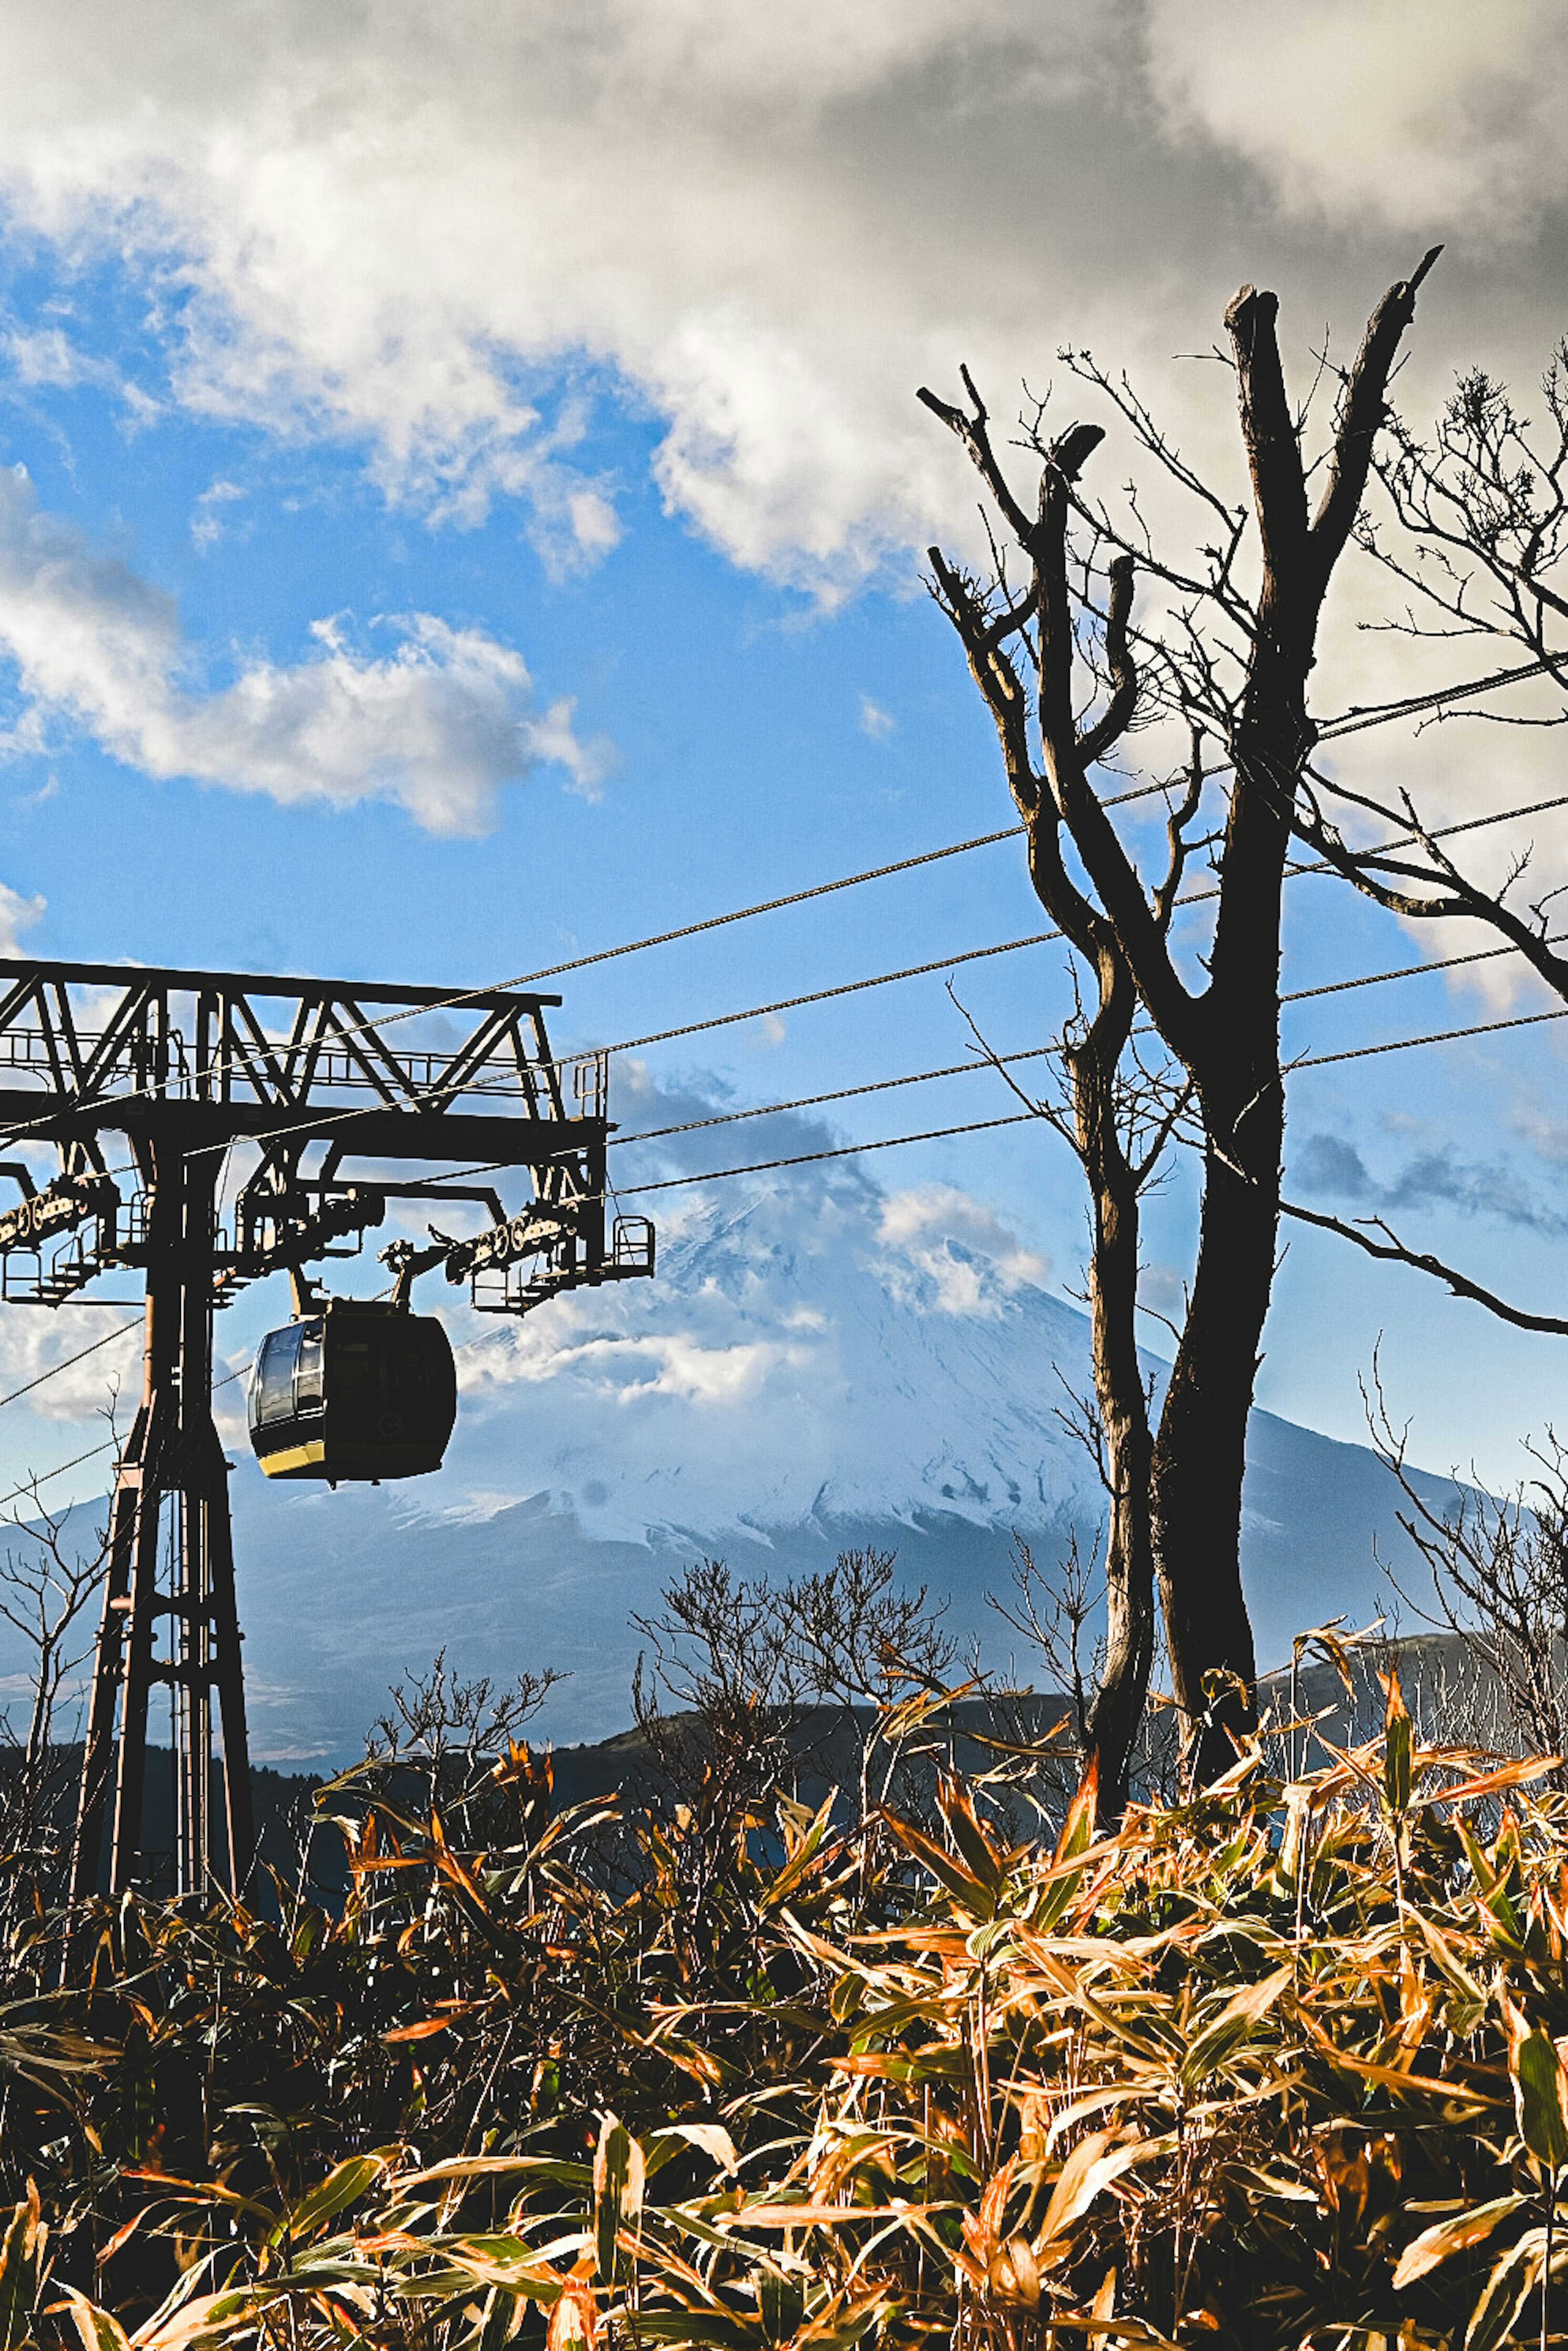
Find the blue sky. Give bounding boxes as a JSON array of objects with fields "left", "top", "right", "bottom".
[{"left": 0, "top": 0, "right": 1565, "bottom": 1512}]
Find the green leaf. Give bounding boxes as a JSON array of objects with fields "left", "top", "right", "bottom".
[
  {"left": 0, "top": 2187, "right": 45, "bottom": 2351},
  {"left": 401, "top": 2156, "right": 591, "bottom": 2191},
  {"left": 1382, "top": 1669, "right": 1412, "bottom": 1814},
  {"left": 1465, "top": 2228, "right": 1544, "bottom": 2351},
  {"left": 1179, "top": 1967, "right": 1292, "bottom": 2089},
  {"left": 936, "top": 1777, "right": 1004, "bottom": 1895},
  {"left": 761, "top": 1790, "right": 837, "bottom": 1910},
  {"left": 1033, "top": 1763, "right": 1102, "bottom": 1932},
  {"left": 628, "top": 2317, "right": 757, "bottom": 2351},
  {"left": 594, "top": 2115, "right": 643, "bottom": 2282},
  {"left": 270, "top": 2155, "right": 390, "bottom": 2249},
  {"left": 758, "top": 2266, "right": 805, "bottom": 2346},
  {"left": 880, "top": 1811, "right": 996, "bottom": 1920},
  {"left": 1393, "top": 2194, "right": 1526, "bottom": 2289},
  {"left": 1512, "top": 2028, "right": 1568, "bottom": 2171},
  {"left": 56, "top": 2288, "right": 131, "bottom": 2351}
]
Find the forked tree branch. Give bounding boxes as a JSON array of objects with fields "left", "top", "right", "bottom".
[
  {"left": 1280, "top": 1195, "right": 1568, "bottom": 1335},
  {"left": 1310, "top": 245, "right": 1443, "bottom": 584}
]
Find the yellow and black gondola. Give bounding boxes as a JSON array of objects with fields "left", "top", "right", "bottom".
[{"left": 248, "top": 1297, "right": 457, "bottom": 1483}]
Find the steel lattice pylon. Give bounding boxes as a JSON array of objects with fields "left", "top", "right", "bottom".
[
  {"left": 0, "top": 957, "right": 653, "bottom": 1898},
  {"left": 74, "top": 1127, "right": 253, "bottom": 1899}
]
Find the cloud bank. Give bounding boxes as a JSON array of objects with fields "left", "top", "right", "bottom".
[
  {"left": 1145, "top": 0, "right": 1568, "bottom": 237},
  {"left": 0, "top": 4, "right": 1563, "bottom": 942},
  {"left": 0, "top": 1, "right": 1563, "bottom": 590},
  {"left": 0, "top": 465, "right": 595, "bottom": 832},
  {"left": 1294, "top": 1127, "right": 1568, "bottom": 1236}
]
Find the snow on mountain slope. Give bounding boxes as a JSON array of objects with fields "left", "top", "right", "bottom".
[
  {"left": 441, "top": 1180, "right": 1106, "bottom": 1545},
  {"left": 194, "top": 1169, "right": 1450, "bottom": 1759}
]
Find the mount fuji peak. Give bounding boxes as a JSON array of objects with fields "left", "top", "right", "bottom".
[
  {"left": 449, "top": 1180, "right": 1107, "bottom": 1545},
  {"left": 185, "top": 1160, "right": 1454, "bottom": 1761}
]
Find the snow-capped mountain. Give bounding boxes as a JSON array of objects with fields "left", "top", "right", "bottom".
[
  {"left": 193, "top": 1168, "right": 1452, "bottom": 1761},
  {"left": 447, "top": 1180, "right": 1106, "bottom": 1545}
]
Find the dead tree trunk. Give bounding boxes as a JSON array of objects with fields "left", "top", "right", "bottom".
[
  {"left": 1068, "top": 949, "right": 1159, "bottom": 1817},
  {"left": 929, "top": 485, "right": 1180, "bottom": 1817},
  {"left": 922, "top": 250, "right": 1439, "bottom": 1786}
]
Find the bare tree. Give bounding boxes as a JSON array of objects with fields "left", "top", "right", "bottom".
[
  {"left": 786, "top": 1543, "right": 958, "bottom": 1828},
  {"left": 1366, "top": 1369, "right": 1568, "bottom": 1762},
  {"left": 626, "top": 1548, "right": 970, "bottom": 1941},
  {"left": 1265, "top": 352, "right": 1568, "bottom": 1326},
  {"left": 630, "top": 1556, "right": 808, "bottom": 1828},
  {"left": 953, "top": 958, "right": 1188, "bottom": 1821},
  {"left": 352, "top": 1646, "right": 564, "bottom": 1849},
  {"left": 0, "top": 1475, "right": 112, "bottom": 1904},
  {"left": 920, "top": 250, "right": 1441, "bottom": 1787},
  {"left": 633, "top": 1550, "right": 956, "bottom": 1819}
]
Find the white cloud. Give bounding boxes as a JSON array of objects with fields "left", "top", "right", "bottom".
[
  {"left": 1508, "top": 1078, "right": 1568, "bottom": 1171},
  {"left": 0, "top": 464, "right": 597, "bottom": 833},
  {"left": 0, "top": 0, "right": 1556, "bottom": 601},
  {"left": 0, "top": 877, "right": 44, "bottom": 955},
  {"left": 190, "top": 477, "right": 245, "bottom": 550},
  {"left": 4, "top": 325, "right": 94, "bottom": 390},
  {"left": 1145, "top": 0, "right": 1568, "bottom": 236},
  {"left": 0, "top": 1299, "right": 138, "bottom": 1426},
  {"left": 858, "top": 693, "right": 895, "bottom": 741},
  {"left": 0, "top": 5, "right": 1562, "bottom": 956},
  {"left": 510, "top": 1327, "right": 806, "bottom": 1408},
  {"left": 0, "top": 4, "right": 1359, "bottom": 584},
  {"left": 455, "top": 1165, "right": 1083, "bottom": 1541},
  {"left": 876, "top": 1184, "right": 1050, "bottom": 1316}
]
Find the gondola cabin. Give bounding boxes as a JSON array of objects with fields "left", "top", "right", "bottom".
[{"left": 248, "top": 1298, "right": 457, "bottom": 1483}]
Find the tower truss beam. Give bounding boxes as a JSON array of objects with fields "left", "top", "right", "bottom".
[{"left": 0, "top": 958, "right": 650, "bottom": 1899}]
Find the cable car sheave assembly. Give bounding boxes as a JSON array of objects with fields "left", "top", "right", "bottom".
[{"left": 0, "top": 958, "right": 653, "bottom": 1901}]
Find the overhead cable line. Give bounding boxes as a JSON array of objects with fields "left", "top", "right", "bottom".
[
  {"left": 611, "top": 1054, "right": 1053, "bottom": 1145},
  {"left": 145, "top": 755, "right": 1568, "bottom": 1185},
  {"left": 611, "top": 994, "right": 1568, "bottom": 1200},
  {"left": 377, "top": 916, "right": 1568, "bottom": 1189},
  {"left": 1295, "top": 1002, "right": 1568, "bottom": 1067},
  {"left": 0, "top": 647, "right": 1557, "bottom": 1171},
  {"left": 599, "top": 929, "right": 1568, "bottom": 1152},
  {"left": 0, "top": 1356, "right": 249, "bottom": 1512},
  {"left": 496, "top": 823, "right": 1028, "bottom": 985},
  {"left": 1315, "top": 652, "right": 1558, "bottom": 741},
  {"left": 0, "top": 1434, "right": 120, "bottom": 1512},
  {"left": 601, "top": 928, "right": 1057, "bottom": 1057},
  {"left": 493, "top": 650, "right": 1564, "bottom": 986},
  {"left": 0, "top": 653, "right": 1552, "bottom": 1170},
  {"left": 615, "top": 1112, "right": 1040, "bottom": 1197},
  {"left": 0, "top": 811, "right": 1075, "bottom": 1159},
  {"left": 591, "top": 783, "right": 1568, "bottom": 1063}
]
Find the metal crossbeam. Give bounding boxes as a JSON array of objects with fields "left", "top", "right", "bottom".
[
  {"left": 0, "top": 959, "right": 652, "bottom": 1900},
  {"left": 0, "top": 958, "right": 568, "bottom": 1123}
]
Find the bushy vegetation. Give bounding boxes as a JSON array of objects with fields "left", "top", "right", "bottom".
[{"left": 9, "top": 1659, "right": 1568, "bottom": 2351}]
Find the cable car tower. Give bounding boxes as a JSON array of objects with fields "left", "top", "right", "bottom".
[{"left": 0, "top": 959, "right": 652, "bottom": 1899}]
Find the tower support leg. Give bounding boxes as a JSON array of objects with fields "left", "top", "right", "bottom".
[{"left": 71, "top": 1135, "right": 252, "bottom": 1900}]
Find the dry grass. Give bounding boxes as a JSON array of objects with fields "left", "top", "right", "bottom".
[{"left": 10, "top": 1676, "right": 1568, "bottom": 2349}]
